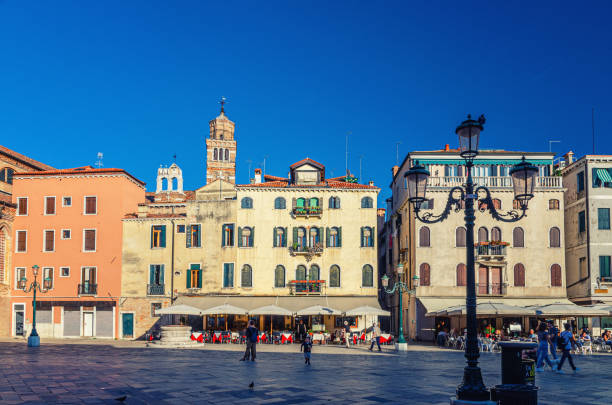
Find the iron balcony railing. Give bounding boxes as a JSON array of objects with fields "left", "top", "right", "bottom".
[
  {"left": 476, "top": 282, "right": 507, "bottom": 296},
  {"left": 78, "top": 283, "right": 97, "bottom": 295},
  {"left": 427, "top": 176, "right": 562, "bottom": 189},
  {"left": 475, "top": 244, "right": 508, "bottom": 257},
  {"left": 148, "top": 284, "right": 165, "bottom": 295},
  {"left": 288, "top": 280, "right": 326, "bottom": 295},
  {"left": 292, "top": 206, "right": 323, "bottom": 217}
]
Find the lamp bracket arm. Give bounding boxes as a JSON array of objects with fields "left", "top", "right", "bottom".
[
  {"left": 474, "top": 186, "right": 526, "bottom": 223},
  {"left": 414, "top": 186, "right": 465, "bottom": 224}
]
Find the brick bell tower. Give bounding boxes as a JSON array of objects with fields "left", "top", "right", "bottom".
[{"left": 206, "top": 98, "right": 237, "bottom": 184}]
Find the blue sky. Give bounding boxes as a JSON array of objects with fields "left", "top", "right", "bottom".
[{"left": 1, "top": 1, "right": 611, "bottom": 202}]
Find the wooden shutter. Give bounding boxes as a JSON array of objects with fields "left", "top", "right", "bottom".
[
  {"left": 420, "top": 263, "right": 430, "bottom": 286},
  {"left": 85, "top": 197, "right": 96, "bottom": 214},
  {"left": 293, "top": 227, "right": 298, "bottom": 246},
  {"left": 196, "top": 225, "right": 201, "bottom": 247},
  {"left": 18, "top": 198, "right": 27, "bottom": 215},
  {"left": 160, "top": 265, "right": 165, "bottom": 285},
  {"left": 186, "top": 225, "right": 192, "bottom": 248},
  {"left": 186, "top": 267, "right": 191, "bottom": 288},
  {"left": 551, "top": 264, "right": 562, "bottom": 286},
  {"left": 478, "top": 227, "right": 488, "bottom": 243},
  {"left": 150, "top": 226, "right": 155, "bottom": 248},
  {"left": 273, "top": 227, "right": 277, "bottom": 247},
  {"left": 514, "top": 264, "right": 525, "bottom": 287},
  {"left": 250, "top": 227, "right": 255, "bottom": 247},
  {"left": 360, "top": 227, "right": 364, "bottom": 247},
  {"left": 45, "top": 197, "right": 55, "bottom": 215},
  {"left": 160, "top": 225, "right": 166, "bottom": 248},
  {"left": 513, "top": 227, "right": 524, "bottom": 247},
  {"left": 456, "top": 227, "right": 466, "bottom": 247},
  {"left": 238, "top": 227, "right": 243, "bottom": 247},
  {"left": 44, "top": 230, "right": 54, "bottom": 251},
  {"left": 550, "top": 228, "right": 560, "bottom": 248},
  {"left": 84, "top": 230, "right": 95, "bottom": 251},
  {"left": 338, "top": 227, "right": 342, "bottom": 247},
  {"left": 149, "top": 265, "right": 155, "bottom": 284},
  {"left": 419, "top": 227, "right": 430, "bottom": 247},
  {"left": 478, "top": 266, "right": 488, "bottom": 294},
  {"left": 17, "top": 231, "right": 26, "bottom": 251},
  {"left": 197, "top": 268, "right": 202, "bottom": 288},
  {"left": 492, "top": 199, "right": 501, "bottom": 210},
  {"left": 456, "top": 264, "right": 466, "bottom": 286},
  {"left": 491, "top": 227, "right": 501, "bottom": 242},
  {"left": 282, "top": 227, "right": 287, "bottom": 247}
]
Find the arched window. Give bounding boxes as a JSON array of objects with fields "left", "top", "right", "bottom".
[
  {"left": 419, "top": 226, "right": 430, "bottom": 247},
  {"left": 296, "top": 227, "right": 307, "bottom": 249},
  {"left": 213, "top": 148, "right": 218, "bottom": 160},
  {"left": 274, "top": 227, "right": 286, "bottom": 247},
  {"left": 309, "top": 265, "right": 320, "bottom": 281},
  {"left": 514, "top": 263, "right": 525, "bottom": 287},
  {"left": 513, "top": 199, "right": 522, "bottom": 210},
  {"left": 549, "top": 227, "right": 561, "bottom": 248},
  {"left": 513, "top": 227, "right": 524, "bottom": 248},
  {"left": 361, "top": 226, "right": 374, "bottom": 247},
  {"left": 362, "top": 265, "right": 373, "bottom": 287},
  {"left": 419, "top": 263, "right": 431, "bottom": 286},
  {"left": 456, "top": 264, "right": 466, "bottom": 286},
  {"left": 309, "top": 198, "right": 319, "bottom": 207},
  {"left": 491, "top": 227, "right": 502, "bottom": 242},
  {"left": 478, "top": 227, "right": 488, "bottom": 243},
  {"left": 161, "top": 177, "right": 168, "bottom": 191},
  {"left": 456, "top": 227, "right": 466, "bottom": 247},
  {"left": 224, "top": 149, "right": 229, "bottom": 161},
  {"left": 171, "top": 177, "right": 178, "bottom": 191},
  {"left": 361, "top": 197, "right": 373, "bottom": 208},
  {"left": 492, "top": 199, "right": 502, "bottom": 210},
  {"left": 275, "top": 265, "right": 285, "bottom": 287},
  {"left": 274, "top": 197, "right": 286, "bottom": 209},
  {"left": 239, "top": 227, "right": 253, "bottom": 247},
  {"left": 309, "top": 227, "right": 321, "bottom": 246},
  {"left": 551, "top": 264, "right": 562, "bottom": 287},
  {"left": 329, "top": 196, "right": 341, "bottom": 209},
  {"left": 296, "top": 198, "right": 306, "bottom": 208},
  {"left": 296, "top": 265, "right": 307, "bottom": 281},
  {"left": 241, "top": 264, "right": 252, "bottom": 288},
  {"left": 329, "top": 265, "right": 340, "bottom": 287},
  {"left": 328, "top": 227, "right": 341, "bottom": 247},
  {"left": 549, "top": 199, "right": 560, "bottom": 210},
  {"left": 241, "top": 197, "right": 253, "bottom": 209}
]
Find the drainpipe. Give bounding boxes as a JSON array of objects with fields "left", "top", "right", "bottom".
[{"left": 171, "top": 214, "right": 176, "bottom": 305}]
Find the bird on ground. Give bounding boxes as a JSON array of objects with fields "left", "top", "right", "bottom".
[{"left": 248, "top": 381, "right": 254, "bottom": 390}]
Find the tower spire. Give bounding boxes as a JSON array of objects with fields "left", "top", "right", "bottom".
[{"left": 219, "top": 96, "right": 227, "bottom": 114}]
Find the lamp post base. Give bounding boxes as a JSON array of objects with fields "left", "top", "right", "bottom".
[
  {"left": 395, "top": 342, "right": 408, "bottom": 352},
  {"left": 27, "top": 335, "right": 40, "bottom": 347},
  {"left": 449, "top": 397, "right": 496, "bottom": 405}
]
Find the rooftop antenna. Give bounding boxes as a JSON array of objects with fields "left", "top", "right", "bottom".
[
  {"left": 95, "top": 152, "right": 104, "bottom": 168},
  {"left": 396, "top": 142, "right": 402, "bottom": 165},
  {"left": 548, "top": 140, "right": 560, "bottom": 154},
  {"left": 263, "top": 155, "right": 269, "bottom": 176},
  {"left": 592, "top": 107, "right": 595, "bottom": 154},
  {"left": 246, "top": 159, "right": 253, "bottom": 181},
  {"left": 359, "top": 155, "right": 364, "bottom": 183},
  {"left": 345, "top": 131, "right": 351, "bottom": 179}
]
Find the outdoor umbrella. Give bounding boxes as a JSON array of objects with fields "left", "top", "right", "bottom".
[
  {"left": 344, "top": 306, "right": 390, "bottom": 316},
  {"left": 447, "top": 302, "right": 533, "bottom": 317},
  {"left": 249, "top": 305, "right": 293, "bottom": 335},
  {"left": 155, "top": 304, "right": 203, "bottom": 316},
  {"left": 528, "top": 303, "right": 610, "bottom": 317},
  {"left": 296, "top": 305, "right": 341, "bottom": 316},
  {"left": 200, "top": 304, "right": 249, "bottom": 331},
  {"left": 426, "top": 305, "right": 465, "bottom": 317}
]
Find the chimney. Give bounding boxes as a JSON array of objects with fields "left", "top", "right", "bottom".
[
  {"left": 369, "top": 180, "right": 374, "bottom": 187},
  {"left": 392, "top": 165, "right": 399, "bottom": 176},
  {"left": 563, "top": 151, "right": 574, "bottom": 166},
  {"left": 444, "top": 144, "right": 450, "bottom": 152},
  {"left": 377, "top": 208, "right": 386, "bottom": 217},
  {"left": 254, "top": 168, "right": 262, "bottom": 184}
]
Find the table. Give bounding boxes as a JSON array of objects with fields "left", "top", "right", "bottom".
[
  {"left": 311, "top": 333, "right": 330, "bottom": 344},
  {"left": 281, "top": 333, "right": 293, "bottom": 344},
  {"left": 212, "top": 332, "right": 223, "bottom": 343},
  {"left": 353, "top": 332, "right": 366, "bottom": 344},
  {"left": 231, "top": 332, "right": 239, "bottom": 343},
  {"left": 379, "top": 334, "right": 392, "bottom": 344},
  {"left": 258, "top": 333, "right": 268, "bottom": 343},
  {"left": 190, "top": 332, "right": 203, "bottom": 343}
]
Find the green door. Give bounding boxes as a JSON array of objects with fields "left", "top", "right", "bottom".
[{"left": 122, "top": 313, "right": 134, "bottom": 338}]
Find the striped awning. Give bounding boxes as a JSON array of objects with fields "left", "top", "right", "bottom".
[{"left": 596, "top": 168, "right": 612, "bottom": 183}]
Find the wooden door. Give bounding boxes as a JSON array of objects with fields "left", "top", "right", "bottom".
[
  {"left": 491, "top": 267, "right": 502, "bottom": 294},
  {"left": 83, "top": 312, "right": 94, "bottom": 337},
  {"left": 478, "top": 266, "right": 488, "bottom": 294}
]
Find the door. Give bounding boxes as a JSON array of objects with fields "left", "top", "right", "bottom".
[
  {"left": 122, "top": 313, "right": 134, "bottom": 338},
  {"left": 491, "top": 267, "right": 502, "bottom": 295},
  {"left": 83, "top": 312, "right": 94, "bottom": 337},
  {"left": 14, "top": 305, "right": 25, "bottom": 336},
  {"left": 478, "top": 266, "right": 488, "bottom": 294}
]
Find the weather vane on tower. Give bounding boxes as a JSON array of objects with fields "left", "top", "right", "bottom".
[{"left": 219, "top": 96, "right": 227, "bottom": 114}]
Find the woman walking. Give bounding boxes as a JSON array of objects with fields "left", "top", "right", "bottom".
[{"left": 535, "top": 322, "right": 555, "bottom": 372}]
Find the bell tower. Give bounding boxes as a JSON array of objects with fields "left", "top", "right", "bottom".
[{"left": 205, "top": 98, "right": 237, "bottom": 184}]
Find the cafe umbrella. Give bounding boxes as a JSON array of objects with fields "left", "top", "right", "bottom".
[
  {"left": 200, "top": 304, "right": 249, "bottom": 331},
  {"left": 249, "top": 305, "right": 293, "bottom": 335}
]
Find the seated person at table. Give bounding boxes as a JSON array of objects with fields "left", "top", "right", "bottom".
[
  {"left": 528, "top": 329, "right": 537, "bottom": 340},
  {"left": 580, "top": 329, "right": 591, "bottom": 341},
  {"left": 602, "top": 330, "right": 612, "bottom": 347}
]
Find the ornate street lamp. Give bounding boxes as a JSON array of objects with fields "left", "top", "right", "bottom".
[
  {"left": 20, "top": 265, "right": 49, "bottom": 347},
  {"left": 404, "top": 115, "right": 537, "bottom": 402},
  {"left": 381, "top": 263, "right": 416, "bottom": 350}
]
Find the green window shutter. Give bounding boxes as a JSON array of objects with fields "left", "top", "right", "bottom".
[
  {"left": 326, "top": 227, "right": 330, "bottom": 247},
  {"left": 197, "top": 269, "right": 202, "bottom": 288},
  {"left": 318, "top": 227, "right": 324, "bottom": 244},
  {"left": 160, "top": 265, "right": 165, "bottom": 284},
  {"left": 601, "top": 256, "right": 611, "bottom": 278},
  {"left": 293, "top": 227, "right": 298, "bottom": 245},
  {"left": 221, "top": 225, "right": 225, "bottom": 247},
  {"left": 149, "top": 265, "right": 155, "bottom": 284},
  {"left": 186, "top": 225, "right": 192, "bottom": 248},
  {"left": 251, "top": 227, "right": 255, "bottom": 247},
  {"left": 282, "top": 227, "right": 287, "bottom": 247},
  {"left": 160, "top": 225, "right": 166, "bottom": 248},
  {"left": 197, "top": 225, "right": 202, "bottom": 247},
  {"left": 238, "top": 227, "right": 243, "bottom": 247},
  {"left": 372, "top": 226, "right": 375, "bottom": 247},
  {"left": 150, "top": 226, "right": 154, "bottom": 248},
  {"left": 360, "top": 227, "right": 364, "bottom": 247},
  {"left": 186, "top": 267, "right": 191, "bottom": 288},
  {"left": 338, "top": 227, "right": 342, "bottom": 247},
  {"left": 273, "top": 227, "right": 277, "bottom": 247}
]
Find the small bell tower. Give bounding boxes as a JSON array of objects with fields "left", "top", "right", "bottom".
[{"left": 206, "top": 98, "right": 237, "bottom": 184}]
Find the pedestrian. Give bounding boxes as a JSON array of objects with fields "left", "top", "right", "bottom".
[
  {"left": 301, "top": 335, "right": 313, "bottom": 365},
  {"left": 548, "top": 321, "right": 559, "bottom": 360},
  {"left": 535, "top": 322, "right": 555, "bottom": 372},
  {"left": 343, "top": 321, "right": 351, "bottom": 348},
  {"left": 296, "top": 319, "right": 307, "bottom": 342},
  {"left": 556, "top": 323, "right": 579, "bottom": 374},
  {"left": 369, "top": 322, "right": 382, "bottom": 352},
  {"left": 241, "top": 320, "right": 258, "bottom": 362}
]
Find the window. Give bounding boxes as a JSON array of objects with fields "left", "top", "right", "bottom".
[
  {"left": 62, "top": 196, "right": 72, "bottom": 207},
  {"left": 177, "top": 224, "right": 185, "bottom": 233},
  {"left": 83, "top": 229, "right": 96, "bottom": 252},
  {"left": 17, "top": 198, "right": 27, "bottom": 216},
  {"left": 361, "top": 197, "right": 373, "bottom": 208},
  {"left": 513, "top": 199, "right": 522, "bottom": 210},
  {"left": 361, "top": 226, "right": 374, "bottom": 247},
  {"left": 223, "top": 263, "right": 234, "bottom": 288},
  {"left": 421, "top": 198, "right": 434, "bottom": 210},
  {"left": 275, "top": 265, "right": 286, "bottom": 287},
  {"left": 577, "top": 172, "right": 585, "bottom": 193},
  {"left": 151, "top": 303, "right": 162, "bottom": 317},
  {"left": 456, "top": 263, "right": 466, "bottom": 286},
  {"left": 44, "top": 230, "right": 55, "bottom": 252},
  {"left": 362, "top": 265, "right": 373, "bottom": 287},
  {"left": 514, "top": 263, "right": 526, "bottom": 287},
  {"left": 491, "top": 227, "right": 501, "bottom": 242},
  {"left": 16, "top": 230, "right": 26, "bottom": 252},
  {"left": 600, "top": 256, "right": 611, "bottom": 280},
  {"left": 327, "top": 227, "right": 341, "bottom": 247},
  {"left": 84, "top": 196, "right": 97, "bottom": 215},
  {"left": 274, "top": 197, "right": 286, "bottom": 209},
  {"left": 478, "top": 227, "right": 488, "bottom": 243},
  {"left": 273, "top": 227, "right": 287, "bottom": 247},
  {"left": 149, "top": 264, "right": 164, "bottom": 286},
  {"left": 548, "top": 199, "right": 559, "bottom": 210},
  {"left": 186, "top": 224, "right": 201, "bottom": 248},
  {"left": 513, "top": 227, "right": 524, "bottom": 247},
  {"left": 309, "top": 197, "right": 319, "bottom": 208},
  {"left": 492, "top": 199, "right": 501, "bottom": 210},
  {"left": 238, "top": 227, "right": 254, "bottom": 247},
  {"left": 151, "top": 225, "right": 167, "bottom": 248},
  {"left": 184, "top": 264, "right": 200, "bottom": 288},
  {"left": 213, "top": 148, "right": 218, "bottom": 160},
  {"left": 550, "top": 264, "right": 562, "bottom": 287},
  {"left": 81, "top": 267, "right": 97, "bottom": 293},
  {"left": 222, "top": 224, "right": 234, "bottom": 247},
  {"left": 419, "top": 226, "right": 430, "bottom": 247},
  {"left": 328, "top": 197, "right": 341, "bottom": 209},
  {"left": 60, "top": 267, "right": 70, "bottom": 277},
  {"left": 592, "top": 168, "right": 612, "bottom": 188},
  {"left": 43, "top": 267, "right": 54, "bottom": 289},
  {"left": 455, "top": 227, "right": 466, "bottom": 247},
  {"left": 329, "top": 265, "right": 340, "bottom": 287},
  {"left": 296, "top": 265, "right": 307, "bottom": 281},
  {"left": 59, "top": 229, "right": 71, "bottom": 240},
  {"left": 578, "top": 211, "right": 586, "bottom": 233},
  {"left": 14, "top": 268, "right": 26, "bottom": 289},
  {"left": 309, "top": 265, "right": 320, "bottom": 281},
  {"left": 309, "top": 227, "right": 321, "bottom": 247},
  {"left": 241, "top": 197, "right": 253, "bottom": 209},
  {"left": 241, "top": 264, "right": 253, "bottom": 288},
  {"left": 296, "top": 198, "right": 306, "bottom": 208},
  {"left": 420, "top": 263, "right": 431, "bottom": 286},
  {"left": 598, "top": 208, "right": 610, "bottom": 230},
  {"left": 549, "top": 227, "right": 561, "bottom": 247},
  {"left": 294, "top": 227, "right": 307, "bottom": 249},
  {"left": 0, "top": 167, "right": 15, "bottom": 184},
  {"left": 44, "top": 196, "right": 56, "bottom": 215},
  {"left": 225, "top": 149, "right": 229, "bottom": 161}
]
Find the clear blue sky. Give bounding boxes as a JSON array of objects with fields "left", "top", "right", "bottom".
[{"left": 1, "top": 1, "right": 611, "bottom": 202}]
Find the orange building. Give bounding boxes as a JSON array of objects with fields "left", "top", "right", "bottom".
[{"left": 9, "top": 166, "right": 145, "bottom": 339}]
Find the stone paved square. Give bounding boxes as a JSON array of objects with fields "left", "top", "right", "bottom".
[{"left": 0, "top": 340, "right": 608, "bottom": 404}]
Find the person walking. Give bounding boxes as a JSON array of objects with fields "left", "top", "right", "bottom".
[
  {"left": 296, "top": 319, "right": 307, "bottom": 343},
  {"left": 556, "top": 323, "right": 579, "bottom": 374},
  {"left": 343, "top": 321, "right": 351, "bottom": 348},
  {"left": 535, "top": 322, "right": 554, "bottom": 372},
  {"left": 241, "top": 320, "right": 258, "bottom": 362},
  {"left": 301, "top": 335, "right": 313, "bottom": 365},
  {"left": 369, "top": 322, "right": 382, "bottom": 352},
  {"left": 548, "top": 321, "right": 559, "bottom": 360}
]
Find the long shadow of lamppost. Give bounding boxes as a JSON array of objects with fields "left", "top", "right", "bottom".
[
  {"left": 404, "top": 115, "right": 538, "bottom": 403},
  {"left": 18, "top": 265, "right": 50, "bottom": 347}
]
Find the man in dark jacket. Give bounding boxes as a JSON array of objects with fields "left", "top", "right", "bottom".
[
  {"left": 296, "top": 319, "right": 307, "bottom": 342},
  {"left": 241, "top": 320, "right": 258, "bottom": 361}
]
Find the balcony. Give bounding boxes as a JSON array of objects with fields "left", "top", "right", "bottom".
[
  {"left": 600, "top": 276, "right": 612, "bottom": 284},
  {"left": 78, "top": 283, "right": 97, "bottom": 295},
  {"left": 289, "top": 243, "right": 323, "bottom": 262},
  {"left": 288, "top": 280, "right": 326, "bottom": 295},
  {"left": 148, "top": 284, "right": 165, "bottom": 295},
  {"left": 292, "top": 206, "right": 323, "bottom": 218},
  {"left": 427, "top": 176, "right": 562, "bottom": 189},
  {"left": 477, "top": 282, "right": 507, "bottom": 296},
  {"left": 474, "top": 243, "right": 508, "bottom": 260}
]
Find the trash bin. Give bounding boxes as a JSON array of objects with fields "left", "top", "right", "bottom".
[{"left": 491, "top": 342, "right": 539, "bottom": 405}]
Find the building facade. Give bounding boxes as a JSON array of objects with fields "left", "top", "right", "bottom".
[{"left": 9, "top": 166, "right": 145, "bottom": 339}]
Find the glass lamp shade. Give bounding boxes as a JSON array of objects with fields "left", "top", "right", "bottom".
[
  {"left": 456, "top": 114, "right": 485, "bottom": 159},
  {"left": 32, "top": 265, "right": 39, "bottom": 278},
  {"left": 381, "top": 274, "right": 389, "bottom": 288},
  {"left": 396, "top": 263, "right": 405, "bottom": 274},
  {"left": 404, "top": 163, "right": 430, "bottom": 206},
  {"left": 18, "top": 277, "right": 27, "bottom": 289},
  {"left": 510, "top": 156, "right": 538, "bottom": 205}
]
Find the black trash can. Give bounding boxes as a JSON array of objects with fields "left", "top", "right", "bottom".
[{"left": 492, "top": 342, "right": 539, "bottom": 405}]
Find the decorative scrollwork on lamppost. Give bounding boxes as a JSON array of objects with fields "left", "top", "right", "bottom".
[
  {"left": 18, "top": 265, "right": 51, "bottom": 347},
  {"left": 404, "top": 115, "right": 538, "bottom": 402},
  {"left": 381, "top": 263, "right": 417, "bottom": 349}
]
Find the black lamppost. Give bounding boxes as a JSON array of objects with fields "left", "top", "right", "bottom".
[
  {"left": 18, "top": 264, "right": 51, "bottom": 347},
  {"left": 404, "top": 115, "right": 538, "bottom": 402}
]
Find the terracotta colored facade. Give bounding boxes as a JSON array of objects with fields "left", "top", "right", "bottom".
[{"left": 7, "top": 167, "right": 144, "bottom": 339}]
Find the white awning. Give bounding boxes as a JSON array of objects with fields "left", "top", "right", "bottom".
[
  {"left": 345, "top": 305, "right": 390, "bottom": 316},
  {"left": 527, "top": 303, "right": 610, "bottom": 317},
  {"left": 199, "top": 304, "right": 249, "bottom": 315},
  {"left": 420, "top": 297, "right": 577, "bottom": 317},
  {"left": 249, "top": 305, "right": 293, "bottom": 316},
  {"left": 297, "top": 305, "right": 342, "bottom": 316},
  {"left": 447, "top": 302, "right": 534, "bottom": 317},
  {"left": 155, "top": 304, "right": 203, "bottom": 316}
]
